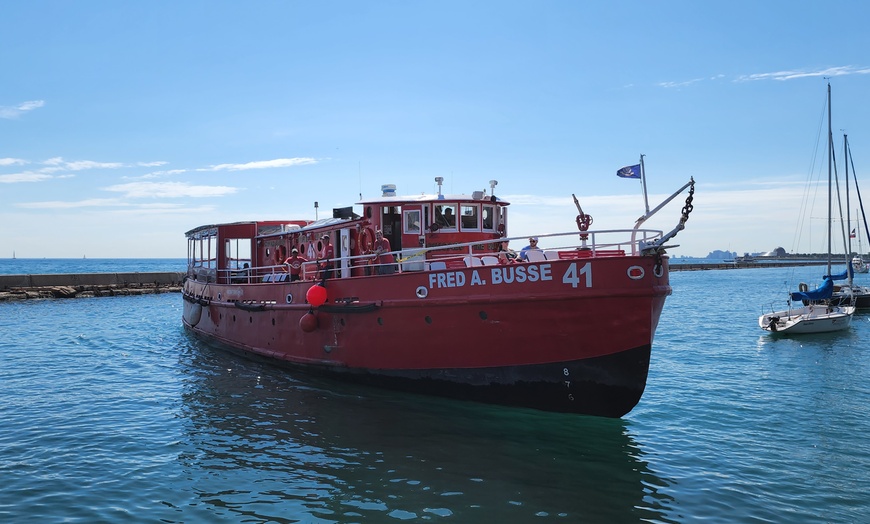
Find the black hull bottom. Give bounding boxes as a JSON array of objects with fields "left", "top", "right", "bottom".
[{"left": 185, "top": 328, "right": 651, "bottom": 418}]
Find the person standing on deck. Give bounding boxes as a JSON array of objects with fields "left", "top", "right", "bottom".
[
  {"left": 320, "top": 234, "right": 335, "bottom": 279},
  {"left": 283, "top": 248, "right": 308, "bottom": 282},
  {"left": 374, "top": 229, "right": 396, "bottom": 275}
]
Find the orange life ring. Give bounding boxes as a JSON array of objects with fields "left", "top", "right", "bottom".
[{"left": 360, "top": 227, "right": 376, "bottom": 254}]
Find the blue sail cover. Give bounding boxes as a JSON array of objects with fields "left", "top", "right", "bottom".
[
  {"left": 791, "top": 277, "right": 835, "bottom": 302},
  {"left": 824, "top": 264, "right": 853, "bottom": 281}
]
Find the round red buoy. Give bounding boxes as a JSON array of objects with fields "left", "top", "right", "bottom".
[
  {"left": 306, "top": 284, "right": 327, "bottom": 307},
  {"left": 299, "top": 312, "right": 318, "bottom": 332}
]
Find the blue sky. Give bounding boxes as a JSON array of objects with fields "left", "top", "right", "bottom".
[{"left": 4, "top": 1, "right": 870, "bottom": 258}]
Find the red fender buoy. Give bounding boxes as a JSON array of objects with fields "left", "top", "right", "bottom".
[
  {"left": 299, "top": 311, "right": 318, "bottom": 332},
  {"left": 306, "top": 284, "right": 327, "bottom": 307}
]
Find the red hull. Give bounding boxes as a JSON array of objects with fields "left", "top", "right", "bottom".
[{"left": 183, "top": 256, "right": 670, "bottom": 417}]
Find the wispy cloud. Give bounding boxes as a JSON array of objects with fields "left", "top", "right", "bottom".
[
  {"left": 0, "top": 172, "right": 53, "bottom": 183},
  {"left": 657, "top": 66, "right": 870, "bottom": 89},
  {"left": 43, "top": 157, "right": 125, "bottom": 170},
  {"left": 0, "top": 100, "right": 45, "bottom": 119},
  {"left": 122, "top": 168, "right": 188, "bottom": 180},
  {"left": 16, "top": 198, "right": 124, "bottom": 209},
  {"left": 736, "top": 65, "right": 870, "bottom": 82},
  {"left": 0, "top": 158, "right": 28, "bottom": 166},
  {"left": 102, "top": 181, "right": 239, "bottom": 198},
  {"left": 200, "top": 157, "right": 317, "bottom": 171},
  {"left": 658, "top": 78, "right": 705, "bottom": 89}
]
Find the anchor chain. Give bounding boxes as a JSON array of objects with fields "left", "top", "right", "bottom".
[
  {"left": 679, "top": 178, "right": 695, "bottom": 227},
  {"left": 651, "top": 177, "right": 695, "bottom": 275}
]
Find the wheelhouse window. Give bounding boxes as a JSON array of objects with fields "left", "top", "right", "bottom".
[
  {"left": 434, "top": 204, "right": 456, "bottom": 230},
  {"left": 225, "top": 238, "right": 252, "bottom": 270},
  {"left": 460, "top": 204, "right": 479, "bottom": 230},
  {"left": 482, "top": 205, "right": 496, "bottom": 231},
  {"left": 404, "top": 209, "right": 421, "bottom": 234}
]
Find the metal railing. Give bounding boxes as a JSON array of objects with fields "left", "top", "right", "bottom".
[{"left": 193, "top": 228, "right": 665, "bottom": 284}]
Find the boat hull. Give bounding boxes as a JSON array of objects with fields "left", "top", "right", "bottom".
[
  {"left": 183, "top": 256, "right": 671, "bottom": 417},
  {"left": 759, "top": 305, "right": 855, "bottom": 334}
]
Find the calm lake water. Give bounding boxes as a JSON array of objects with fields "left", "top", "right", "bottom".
[{"left": 1, "top": 260, "right": 869, "bottom": 522}]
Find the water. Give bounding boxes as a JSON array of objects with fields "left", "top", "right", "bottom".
[
  {"left": 1, "top": 261, "right": 869, "bottom": 522},
  {"left": 0, "top": 258, "right": 186, "bottom": 275}
]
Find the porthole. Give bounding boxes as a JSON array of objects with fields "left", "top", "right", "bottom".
[
  {"left": 425, "top": 316, "right": 432, "bottom": 324},
  {"left": 286, "top": 293, "right": 293, "bottom": 304},
  {"left": 479, "top": 311, "right": 488, "bottom": 320},
  {"left": 416, "top": 286, "right": 428, "bottom": 298}
]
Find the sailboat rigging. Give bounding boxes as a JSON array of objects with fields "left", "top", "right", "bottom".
[{"left": 759, "top": 82, "right": 856, "bottom": 334}]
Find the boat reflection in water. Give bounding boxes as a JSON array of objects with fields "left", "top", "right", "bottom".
[{"left": 176, "top": 340, "right": 676, "bottom": 522}]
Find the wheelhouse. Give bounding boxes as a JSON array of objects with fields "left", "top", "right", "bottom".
[{"left": 185, "top": 182, "right": 510, "bottom": 283}]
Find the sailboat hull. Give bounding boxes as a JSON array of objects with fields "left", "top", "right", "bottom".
[{"left": 759, "top": 305, "right": 855, "bottom": 334}]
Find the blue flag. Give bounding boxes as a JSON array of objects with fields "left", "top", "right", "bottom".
[{"left": 617, "top": 164, "right": 641, "bottom": 179}]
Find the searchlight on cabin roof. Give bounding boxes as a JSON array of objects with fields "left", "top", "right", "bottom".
[{"left": 435, "top": 177, "right": 444, "bottom": 199}]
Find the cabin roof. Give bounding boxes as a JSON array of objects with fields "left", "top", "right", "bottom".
[{"left": 357, "top": 193, "right": 508, "bottom": 205}]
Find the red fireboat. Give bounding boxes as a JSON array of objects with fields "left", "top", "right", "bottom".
[{"left": 183, "top": 175, "right": 694, "bottom": 417}]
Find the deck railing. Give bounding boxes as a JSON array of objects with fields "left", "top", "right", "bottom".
[{"left": 196, "top": 228, "right": 664, "bottom": 284}]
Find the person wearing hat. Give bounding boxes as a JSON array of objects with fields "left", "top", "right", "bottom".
[
  {"left": 519, "top": 237, "right": 542, "bottom": 261},
  {"left": 283, "top": 247, "right": 308, "bottom": 282},
  {"left": 319, "top": 234, "right": 335, "bottom": 279},
  {"left": 373, "top": 229, "right": 397, "bottom": 275}
]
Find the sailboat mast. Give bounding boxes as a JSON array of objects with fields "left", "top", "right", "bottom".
[
  {"left": 827, "top": 82, "right": 833, "bottom": 275},
  {"left": 847, "top": 136, "right": 870, "bottom": 254},
  {"left": 846, "top": 133, "right": 852, "bottom": 256}
]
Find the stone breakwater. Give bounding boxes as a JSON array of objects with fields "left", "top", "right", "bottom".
[{"left": 0, "top": 272, "right": 185, "bottom": 301}]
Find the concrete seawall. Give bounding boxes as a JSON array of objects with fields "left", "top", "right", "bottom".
[
  {"left": 670, "top": 260, "right": 830, "bottom": 271},
  {"left": 0, "top": 272, "right": 185, "bottom": 301}
]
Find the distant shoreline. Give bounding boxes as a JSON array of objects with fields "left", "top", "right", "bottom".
[{"left": 671, "top": 260, "right": 832, "bottom": 271}]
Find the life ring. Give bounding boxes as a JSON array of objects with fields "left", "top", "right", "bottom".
[{"left": 360, "top": 227, "right": 376, "bottom": 254}]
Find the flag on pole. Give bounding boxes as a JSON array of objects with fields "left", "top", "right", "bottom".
[
  {"left": 617, "top": 164, "right": 641, "bottom": 179},
  {"left": 850, "top": 228, "right": 856, "bottom": 239}
]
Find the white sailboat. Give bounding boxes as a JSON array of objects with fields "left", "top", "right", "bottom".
[{"left": 759, "top": 83, "right": 855, "bottom": 334}]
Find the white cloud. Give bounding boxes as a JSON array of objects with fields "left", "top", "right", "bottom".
[
  {"left": 0, "top": 100, "right": 45, "bottom": 119},
  {"left": 102, "top": 181, "right": 239, "bottom": 198},
  {"left": 658, "top": 78, "right": 705, "bottom": 89},
  {"left": 0, "top": 158, "right": 28, "bottom": 166},
  {"left": 16, "top": 198, "right": 124, "bottom": 209},
  {"left": 137, "top": 161, "right": 168, "bottom": 167},
  {"left": 41, "top": 157, "right": 125, "bottom": 170},
  {"left": 202, "top": 157, "right": 317, "bottom": 171},
  {"left": 736, "top": 65, "right": 870, "bottom": 82},
  {"left": 123, "top": 168, "right": 188, "bottom": 180},
  {"left": 64, "top": 160, "right": 125, "bottom": 171},
  {"left": 0, "top": 172, "right": 53, "bottom": 183}
]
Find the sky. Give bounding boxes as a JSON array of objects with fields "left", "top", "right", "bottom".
[{"left": 4, "top": 1, "right": 870, "bottom": 259}]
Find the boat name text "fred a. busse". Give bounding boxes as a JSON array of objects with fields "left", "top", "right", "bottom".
[{"left": 427, "top": 262, "right": 592, "bottom": 289}]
